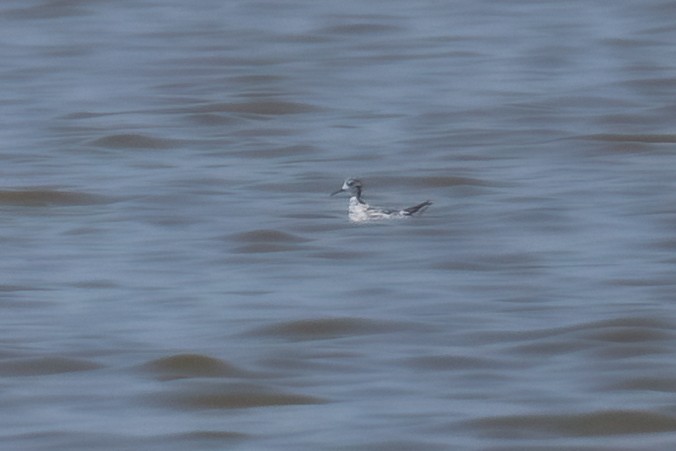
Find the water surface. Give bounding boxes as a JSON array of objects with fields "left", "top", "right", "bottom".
[{"left": 3, "top": 0, "right": 676, "bottom": 449}]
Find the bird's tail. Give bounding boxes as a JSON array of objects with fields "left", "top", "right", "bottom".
[{"left": 402, "top": 200, "right": 432, "bottom": 216}]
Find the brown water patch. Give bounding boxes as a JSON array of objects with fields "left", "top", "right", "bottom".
[
  {"left": 514, "top": 319, "right": 672, "bottom": 361},
  {"left": 510, "top": 340, "right": 590, "bottom": 356},
  {"left": 573, "top": 317, "right": 674, "bottom": 347},
  {"left": 5, "top": 1, "right": 90, "bottom": 19},
  {"left": 73, "top": 280, "right": 119, "bottom": 289},
  {"left": 90, "top": 133, "right": 184, "bottom": 149},
  {"left": 7, "top": 430, "right": 249, "bottom": 449},
  {"left": 0, "top": 284, "right": 47, "bottom": 292},
  {"left": 231, "top": 229, "right": 310, "bottom": 253},
  {"left": 258, "top": 351, "right": 361, "bottom": 373},
  {"left": 0, "top": 356, "right": 102, "bottom": 376},
  {"left": 168, "top": 430, "right": 249, "bottom": 442},
  {"left": 229, "top": 74, "right": 286, "bottom": 84},
  {"left": 582, "top": 317, "right": 672, "bottom": 330},
  {"left": 592, "top": 344, "right": 667, "bottom": 359},
  {"left": 586, "top": 327, "right": 670, "bottom": 343},
  {"left": 141, "top": 354, "right": 253, "bottom": 381},
  {"left": 310, "top": 250, "right": 367, "bottom": 260},
  {"left": 188, "top": 113, "right": 241, "bottom": 126},
  {"left": 584, "top": 133, "right": 676, "bottom": 143},
  {"left": 156, "top": 382, "right": 326, "bottom": 410},
  {"left": 231, "top": 144, "right": 318, "bottom": 159},
  {"left": 612, "top": 377, "right": 676, "bottom": 393},
  {"left": 188, "top": 100, "right": 318, "bottom": 116},
  {"left": 251, "top": 317, "right": 407, "bottom": 341},
  {"left": 434, "top": 252, "right": 540, "bottom": 272},
  {"left": 0, "top": 189, "right": 105, "bottom": 207},
  {"left": 476, "top": 317, "right": 673, "bottom": 345},
  {"left": 235, "top": 243, "right": 307, "bottom": 253},
  {"left": 321, "top": 23, "right": 404, "bottom": 35},
  {"left": 232, "top": 128, "right": 296, "bottom": 137},
  {"left": 470, "top": 317, "right": 674, "bottom": 362},
  {"left": 62, "top": 111, "right": 112, "bottom": 120},
  {"left": 469, "top": 409, "right": 676, "bottom": 438},
  {"left": 351, "top": 440, "right": 449, "bottom": 451},
  {"left": 233, "top": 229, "right": 309, "bottom": 243},
  {"left": 609, "top": 277, "right": 673, "bottom": 287},
  {"left": 404, "top": 355, "right": 496, "bottom": 371},
  {"left": 625, "top": 77, "right": 676, "bottom": 91}
]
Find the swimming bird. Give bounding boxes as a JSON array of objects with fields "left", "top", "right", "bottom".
[{"left": 331, "top": 178, "right": 432, "bottom": 223}]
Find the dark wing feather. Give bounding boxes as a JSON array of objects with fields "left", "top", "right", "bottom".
[{"left": 402, "top": 200, "right": 432, "bottom": 216}]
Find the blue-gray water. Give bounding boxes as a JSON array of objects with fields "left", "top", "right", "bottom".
[{"left": 3, "top": 1, "right": 676, "bottom": 449}]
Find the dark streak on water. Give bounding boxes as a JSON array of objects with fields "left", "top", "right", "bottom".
[
  {"left": 3, "top": 0, "right": 676, "bottom": 450},
  {"left": 0, "top": 190, "right": 106, "bottom": 206}
]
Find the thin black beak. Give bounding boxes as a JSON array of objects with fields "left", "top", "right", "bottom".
[{"left": 330, "top": 188, "right": 344, "bottom": 196}]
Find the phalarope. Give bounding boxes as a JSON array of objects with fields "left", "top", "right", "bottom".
[{"left": 331, "top": 178, "right": 432, "bottom": 223}]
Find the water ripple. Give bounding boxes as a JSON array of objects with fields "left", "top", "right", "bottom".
[
  {"left": 0, "top": 189, "right": 106, "bottom": 207},
  {"left": 468, "top": 410, "right": 676, "bottom": 438},
  {"left": 0, "top": 356, "right": 102, "bottom": 376},
  {"left": 152, "top": 382, "right": 326, "bottom": 410},
  {"left": 140, "top": 354, "right": 254, "bottom": 381}
]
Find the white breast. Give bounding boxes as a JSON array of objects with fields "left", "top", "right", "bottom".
[
  {"left": 348, "top": 197, "right": 370, "bottom": 222},
  {"left": 348, "top": 197, "right": 402, "bottom": 223}
]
